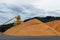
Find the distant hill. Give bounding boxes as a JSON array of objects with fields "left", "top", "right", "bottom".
[
  {"left": 24, "top": 16, "right": 60, "bottom": 23},
  {"left": 0, "top": 23, "right": 14, "bottom": 32}
]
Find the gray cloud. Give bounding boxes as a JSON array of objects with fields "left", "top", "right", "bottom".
[{"left": 0, "top": 3, "right": 60, "bottom": 24}]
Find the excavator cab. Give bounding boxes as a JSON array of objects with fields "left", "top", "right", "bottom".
[{"left": 14, "top": 15, "right": 23, "bottom": 25}]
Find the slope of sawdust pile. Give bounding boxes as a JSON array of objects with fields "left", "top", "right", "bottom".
[
  {"left": 46, "top": 20, "right": 60, "bottom": 32},
  {"left": 4, "top": 19, "right": 60, "bottom": 36}
]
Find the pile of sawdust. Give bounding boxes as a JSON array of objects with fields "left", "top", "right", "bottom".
[
  {"left": 46, "top": 20, "right": 60, "bottom": 29},
  {"left": 3, "top": 19, "right": 60, "bottom": 36},
  {"left": 46, "top": 20, "right": 60, "bottom": 32}
]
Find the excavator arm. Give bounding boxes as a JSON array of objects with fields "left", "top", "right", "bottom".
[
  {"left": 0, "top": 15, "right": 23, "bottom": 27},
  {"left": 0, "top": 17, "right": 15, "bottom": 27}
]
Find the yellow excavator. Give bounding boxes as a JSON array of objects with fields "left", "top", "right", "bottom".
[
  {"left": 14, "top": 15, "right": 23, "bottom": 25},
  {"left": 0, "top": 15, "right": 23, "bottom": 26}
]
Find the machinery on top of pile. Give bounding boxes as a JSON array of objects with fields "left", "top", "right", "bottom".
[
  {"left": 14, "top": 15, "right": 23, "bottom": 25},
  {"left": 0, "top": 15, "right": 23, "bottom": 26}
]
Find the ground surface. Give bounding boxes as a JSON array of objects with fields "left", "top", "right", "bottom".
[{"left": 0, "top": 33, "right": 60, "bottom": 40}]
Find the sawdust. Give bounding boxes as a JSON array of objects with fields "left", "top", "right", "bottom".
[{"left": 4, "top": 19, "right": 60, "bottom": 36}]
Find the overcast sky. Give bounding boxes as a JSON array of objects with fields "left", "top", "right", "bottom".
[
  {"left": 0, "top": 0, "right": 60, "bottom": 24},
  {"left": 0, "top": 0, "right": 60, "bottom": 10}
]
